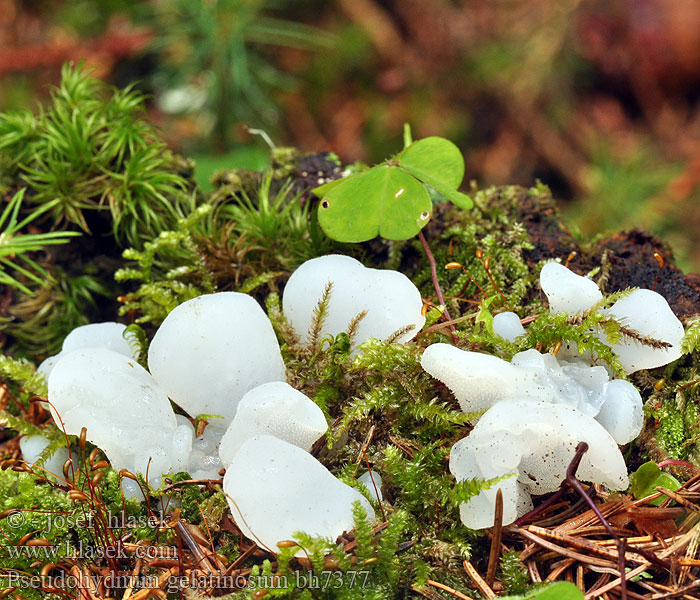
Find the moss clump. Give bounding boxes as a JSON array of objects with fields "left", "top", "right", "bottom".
[
  {"left": 0, "top": 62, "right": 194, "bottom": 245},
  {"left": 410, "top": 184, "right": 538, "bottom": 322}
]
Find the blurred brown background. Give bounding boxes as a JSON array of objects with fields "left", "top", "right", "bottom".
[{"left": 2, "top": 0, "right": 699, "bottom": 270}]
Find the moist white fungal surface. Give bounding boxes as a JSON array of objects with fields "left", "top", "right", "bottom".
[
  {"left": 37, "top": 256, "right": 685, "bottom": 547},
  {"left": 38, "top": 322, "right": 138, "bottom": 378},
  {"left": 223, "top": 435, "right": 375, "bottom": 553},
  {"left": 492, "top": 311, "right": 526, "bottom": 342},
  {"left": 48, "top": 347, "right": 193, "bottom": 491},
  {"left": 19, "top": 434, "right": 70, "bottom": 480},
  {"left": 283, "top": 254, "right": 425, "bottom": 348},
  {"left": 42, "top": 276, "right": 381, "bottom": 543},
  {"left": 601, "top": 288, "right": 685, "bottom": 373},
  {"left": 421, "top": 343, "right": 643, "bottom": 444},
  {"left": 148, "top": 292, "right": 286, "bottom": 425},
  {"left": 541, "top": 262, "right": 684, "bottom": 374},
  {"left": 449, "top": 401, "right": 629, "bottom": 529},
  {"left": 218, "top": 381, "right": 328, "bottom": 467},
  {"left": 539, "top": 262, "right": 603, "bottom": 315}
]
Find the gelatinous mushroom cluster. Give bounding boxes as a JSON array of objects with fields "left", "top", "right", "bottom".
[
  {"left": 36, "top": 254, "right": 424, "bottom": 549},
  {"left": 422, "top": 261, "right": 685, "bottom": 529},
  {"left": 30, "top": 254, "right": 684, "bottom": 542}
]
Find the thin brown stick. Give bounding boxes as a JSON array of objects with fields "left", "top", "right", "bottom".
[
  {"left": 516, "top": 529, "right": 620, "bottom": 570},
  {"left": 648, "top": 580, "right": 700, "bottom": 599},
  {"left": 418, "top": 230, "right": 458, "bottom": 343},
  {"left": 175, "top": 521, "right": 216, "bottom": 574},
  {"left": 585, "top": 563, "right": 650, "bottom": 600},
  {"left": 411, "top": 585, "right": 447, "bottom": 600},
  {"left": 527, "top": 560, "right": 542, "bottom": 583},
  {"left": 486, "top": 488, "right": 503, "bottom": 588},
  {"left": 656, "top": 487, "right": 700, "bottom": 512},
  {"left": 462, "top": 560, "right": 496, "bottom": 599},
  {"left": 426, "top": 579, "right": 475, "bottom": 600}
]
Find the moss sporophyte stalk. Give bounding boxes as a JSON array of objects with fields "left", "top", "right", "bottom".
[{"left": 1, "top": 65, "right": 700, "bottom": 600}]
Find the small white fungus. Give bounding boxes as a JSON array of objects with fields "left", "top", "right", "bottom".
[
  {"left": 176, "top": 416, "right": 224, "bottom": 480},
  {"left": 38, "top": 322, "right": 137, "bottom": 378},
  {"left": 48, "top": 348, "right": 193, "bottom": 490},
  {"left": 540, "top": 262, "right": 602, "bottom": 315},
  {"left": 19, "top": 435, "right": 70, "bottom": 480},
  {"left": 282, "top": 255, "right": 425, "bottom": 348},
  {"left": 449, "top": 401, "right": 629, "bottom": 529},
  {"left": 492, "top": 312, "right": 526, "bottom": 342},
  {"left": 420, "top": 344, "right": 644, "bottom": 444},
  {"left": 539, "top": 264, "right": 684, "bottom": 374},
  {"left": 223, "top": 435, "right": 375, "bottom": 553},
  {"left": 218, "top": 381, "right": 328, "bottom": 468},
  {"left": 358, "top": 470, "right": 383, "bottom": 502},
  {"left": 600, "top": 288, "right": 685, "bottom": 373},
  {"left": 420, "top": 343, "right": 529, "bottom": 413},
  {"left": 148, "top": 292, "right": 286, "bottom": 426},
  {"left": 594, "top": 379, "right": 644, "bottom": 445}
]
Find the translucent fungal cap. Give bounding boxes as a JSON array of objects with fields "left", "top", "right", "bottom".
[
  {"left": 19, "top": 435, "right": 70, "bottom": 481},
  {"left": 358, "top": 470, "right": 383, "bottom": 502},
  {"left": 420, "top": 343, "right": 532, "bottom": 413},
  {"left": 148, "top": 292, "right": 286, "bottom": 426},
  {"left": 48, "top": 348, "right": 193, "bottom": 489},
  {"left": 449, "top": 401, "right": 629, "bottom": 529},
  {"left": 539, "top": 263, "right": 685, "bottom": 374},
  {"left": 218, "top": 381, "right": 328, "bottom": 467},
  {"left": 223, "top": 435, "right": 375, "bottom": 553},
  {"left": 421, "top": 343, "right": 643, "bottom": 444},
  {"left": 492, "top": 311, "right": 526, "bottom": 342},
  {"left": 601, "top": 289, "right": 685, "bottom": 373},
  {"left": 38, "top": 322, "right": 137, "bottom": 379},
  {"left": 282, "top": 255, "right": 425, "bottom": 348},
  {"left": 540, "top": 262, "right": 603, "bottom": 315},
  {"left": 595, "top": 379, "right": 644, "bottom": 445}
]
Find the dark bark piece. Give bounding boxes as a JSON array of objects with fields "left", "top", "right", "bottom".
[{"left": 498, "top": 185, "right": 700, "bottom": 320}]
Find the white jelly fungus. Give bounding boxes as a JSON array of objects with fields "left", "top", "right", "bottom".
[
  {"left": 283, "top": 254, "right": 425, "bottom": 348},
  {"left": 449, "top": 401, "right": 629, "bottom": 529},
  {"left": 38, "top": 322, "right": 137, "bottom": 379},
  {"left": 148, "top": 292, "right": 286, "bottom": 426},
  {"left": 19, "top": 435, "right": 70, "bottom": 480},
  {"left": 540, "top": 262, "right": 603, "bottom": 315},
  {"left": 218, "top": 381, "right": 328, "bottom": 467},
  {"left": 48, "top": 348, "right": 193, "bottom": 491},
  {"left": 492, "top": 311, "right": 526, "bottom": 342},
  {"left": 223, "top": 435, "right": 375, "bottom": 553},
  {"left": 602, "top": 288, "right": 684, "bottom": 373},
  {"left": 540, "top": 262, "right": 684, "bottom": 374}
]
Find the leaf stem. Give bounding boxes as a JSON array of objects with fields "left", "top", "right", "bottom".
[{"left": 418, "top": 230, "right": 458, "bottom": 343}]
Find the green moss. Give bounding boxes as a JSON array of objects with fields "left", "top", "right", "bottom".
[
  {"left": 0, "top": 63, "right": 194, "bottom": 246},
  {"left": 410, "top": 186, "right": 537, "bottom": 329}
]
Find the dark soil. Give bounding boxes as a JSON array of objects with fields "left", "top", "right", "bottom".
[{"left": 509, "top": 186, "right": 700, "bottom": 320}]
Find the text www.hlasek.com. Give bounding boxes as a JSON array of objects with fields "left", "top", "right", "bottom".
[{"left": 3, "top": 540, "right": 172, "bottom": 561}]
